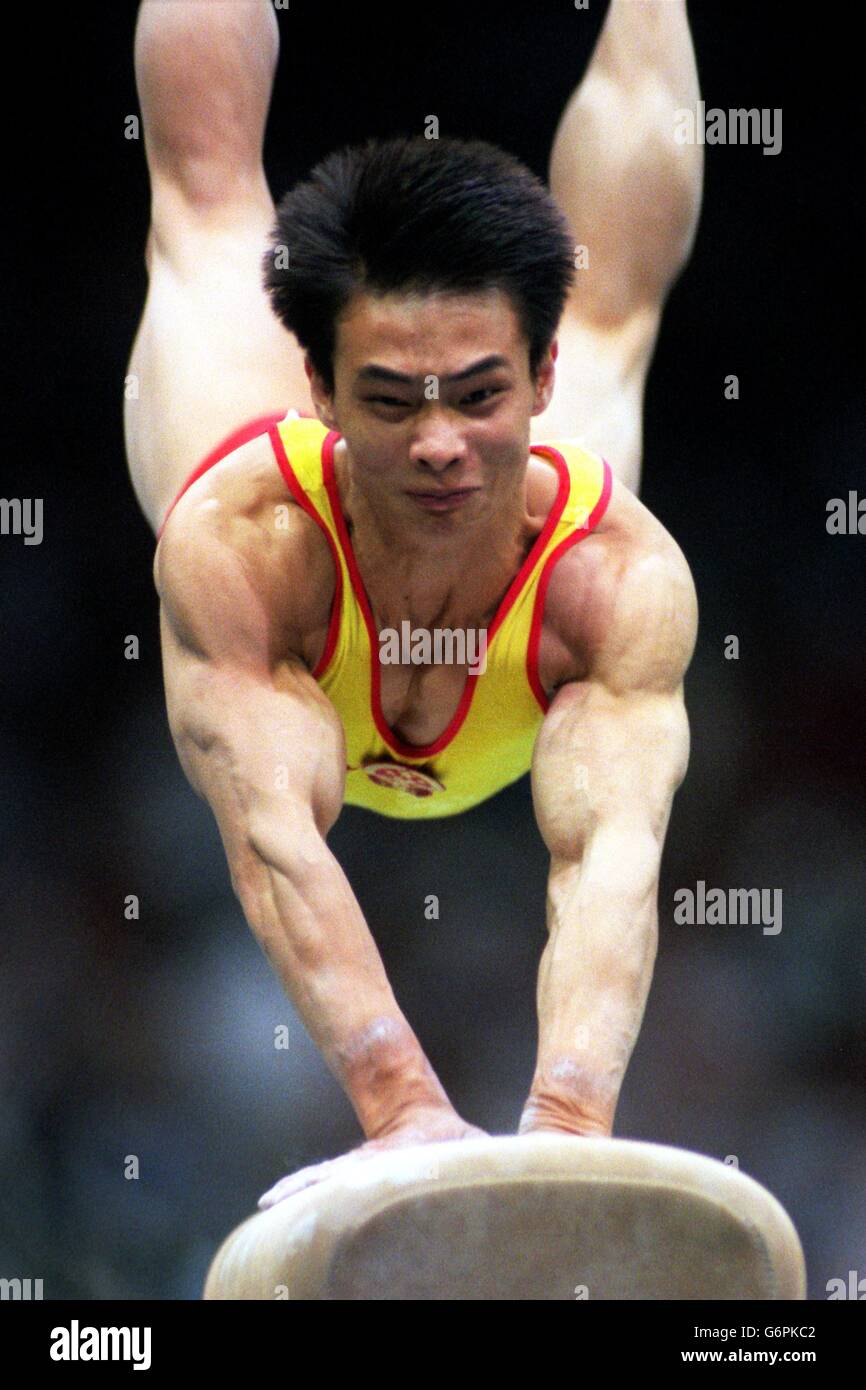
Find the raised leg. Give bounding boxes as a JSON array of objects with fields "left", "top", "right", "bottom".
[
  {"left": 123, "top": 0, "right": 312, "bottom": 534},
  {"left": 532, "top": 0, "right": 704, "bottom": 495}
]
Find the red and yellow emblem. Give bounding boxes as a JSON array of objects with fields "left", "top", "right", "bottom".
[{"left": 360, "top": 761, "right": 445, "bottom": 797}]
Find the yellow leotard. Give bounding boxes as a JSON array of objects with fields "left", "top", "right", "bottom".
[{"left": 267, "top": 413, "right": 612, "bottom": 819}]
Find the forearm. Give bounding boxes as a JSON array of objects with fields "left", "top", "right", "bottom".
[
  {"left": 238, "top": 821, "right": 450, "bottom": 1140},
  {"left": 520, "top": 827, "right": 661, "bottom": 1136}
]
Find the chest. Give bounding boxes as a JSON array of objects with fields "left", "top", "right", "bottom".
[{"left": 377, "top": 619, "right": 575, "bottom": 746}]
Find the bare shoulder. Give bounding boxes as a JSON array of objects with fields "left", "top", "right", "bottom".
[
  {"left": 544, "top": 473, "right": 698, "bottom": 694},
  {"left": 154, "top": 431, "right": 336, "bottom": 669}
]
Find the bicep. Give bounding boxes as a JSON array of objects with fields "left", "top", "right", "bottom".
[
  {"left": 156, "top": 515, "right": 347, "bottom": 894},
  {"left": 530, "top": 678, "right": 690, "bottom": 863},
  {"left": 162, "top": 613, "right": 346, "bottom": 846},
  {"left": 531, "top": 544, "right": 697, "bottom": 861}
]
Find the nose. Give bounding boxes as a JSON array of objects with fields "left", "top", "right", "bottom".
[{"left": 408, "top": 412, "right": 466, "bottom": 475}]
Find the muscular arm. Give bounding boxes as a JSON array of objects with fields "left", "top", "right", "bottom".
[
  {"left": 154, "top": 505, "right": 453, "bottom": 1141},
  {"left": 521, "top": 535, "right": 698, "bottom": 1137}
]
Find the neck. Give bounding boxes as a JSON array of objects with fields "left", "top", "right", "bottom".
[{"left": 333, "top": 445, "right": 537, "bottom": 631}]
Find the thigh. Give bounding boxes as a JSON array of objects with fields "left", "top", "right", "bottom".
[
  {"left": 530, "top": 308, "right": 662, "bottom": 497},
  {"left": 124, "top": 198, "right": 312, "bottom": 533}
]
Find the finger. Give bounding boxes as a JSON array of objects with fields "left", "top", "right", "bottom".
[
  {"left": 257, "top": 1161, "right": 334, "bottom": 1209},
  {"left": 257, "top": 1144, "right": 390, "bottom": 1209},
  {"left": 257, "top": 1176, "right": 313, "bottom": 1208}
]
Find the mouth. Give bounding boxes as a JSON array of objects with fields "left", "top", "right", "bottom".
[{"left": 405, "top": 487, "right": 479, "bottom": 512}]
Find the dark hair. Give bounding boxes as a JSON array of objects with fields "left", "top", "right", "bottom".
[{"left": 262, "top": 134, "right": 575, "bottom": 395}]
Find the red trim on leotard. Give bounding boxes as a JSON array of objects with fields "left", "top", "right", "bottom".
[
  {"left": 526, "top": 456, "right": 614, "bottom": 712},
  {"left": 321, "top": 432, "right": 572, "bottom": 759},
  {"left": 154, "top": 408, "right": 339, "bottom": 677},
  {"left": 156, "top": 411, "right": 288, "bottom": 542},
  {"left": 266, "top": 424, "right": 343, "bottom": 682}
]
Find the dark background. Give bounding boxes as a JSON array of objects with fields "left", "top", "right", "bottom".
[{"left": 2, "top": 1, "right": 863, "bottom": 1299}]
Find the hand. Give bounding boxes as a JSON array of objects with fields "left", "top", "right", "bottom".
[{"left": 257, "top": 1105, "right": 488, "bottom": 1209}]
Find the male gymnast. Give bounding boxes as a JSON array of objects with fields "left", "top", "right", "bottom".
[{"left": 124, "top": 0, "right": 703, "bottom": 1206}]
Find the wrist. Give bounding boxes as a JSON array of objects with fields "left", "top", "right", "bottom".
[
  {"left": 518, "top": 1093, "right": 613, "bottom": 1138},
  {"left": 519, "top": 1057, "right": 620, "bottom": 1138},
  {"left": 329, "top": 1016, "right": 452, "bottom": 1140}
]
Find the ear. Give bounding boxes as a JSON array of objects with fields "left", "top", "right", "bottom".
[
  {"left": 305, "top": 353, "right": 338, "bottom": 430},
  {"left": 531, "top": 339, "right": 557, "bottom": 415}
]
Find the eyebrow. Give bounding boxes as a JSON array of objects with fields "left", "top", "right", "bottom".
[{"left": 355, "top": 354, "right": 510, "bottom": 386}]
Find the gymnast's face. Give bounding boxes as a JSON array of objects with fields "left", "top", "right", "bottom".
[{"left": 307, "top": 287, "right": 556, "bottom": 524}]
